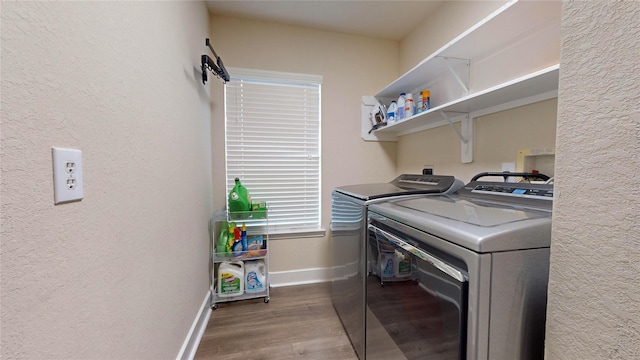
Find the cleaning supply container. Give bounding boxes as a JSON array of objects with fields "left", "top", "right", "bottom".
[
  {"left": 404, "top": 93, "right": 414, "bottom": 118},
  {"left": 228, "top": 177, "right": 251, "bottom": 213},
  {"left": 397, "top": 93, "right": 406, "bottom": 120},
  {"left": 245, "top": 260, "right": 267, "bottom": 292},
  {"left": 380, "top": 252, "right": 395, "bottom": 278},
  {"left": 394, "top": 250, "right": 412, "bottom": 278},
  {"left": 216, "top": 226, "right": 231, "bottom": 258},
  {"left": 386, "top": 100, "right": 398, "bottom": 124},
  {"left": 421, "top": 90, "right": 431, "bottom": 111},
  {"left": 218, "top": 261, "right": 244, "bottom": 297}
]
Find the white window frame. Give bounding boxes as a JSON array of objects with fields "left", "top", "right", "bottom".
[{"left": 224, "top": 67, "right": 323, "bottom": 236}]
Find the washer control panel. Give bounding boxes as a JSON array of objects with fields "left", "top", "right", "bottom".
[
  {"left": 397, "top": 174, "right": 442, "bottom": 186},
  {"left": 458, "top": 181, "right": 554, "bottom": 209},
  {"left": 471, "top": 184, "right": 553, "bottom": 200}
]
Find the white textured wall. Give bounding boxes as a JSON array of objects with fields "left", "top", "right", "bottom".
[
  {"left": 209, "top": 15, "right": 399, "bottom": 273},
  {"left": 1, "top": 2, "right": 212, "bottom": 359},
  {"left": 545, "top": 1, "right": 640, "bottom": 359}
]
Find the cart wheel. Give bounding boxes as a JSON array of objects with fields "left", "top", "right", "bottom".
[
  {"left": 264, "top": 297, "right": 270, "bottom": 303},
  {"left": 413, "top": 279, "right": 419, "bottom": 285},
  {"left": 212, "top": 304, "right": 218, "bottom": 310}
]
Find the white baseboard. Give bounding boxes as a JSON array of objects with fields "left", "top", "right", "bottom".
[
  {"left": 269, "top": 266, "right": 333, "bottom": 287},
  {"left": 177, "top": 290, "right": 212, "bottom": 360}
]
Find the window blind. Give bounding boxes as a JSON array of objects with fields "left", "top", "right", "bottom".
[{"left": 224, "top": 68, "right": 322, "bottom": 234}]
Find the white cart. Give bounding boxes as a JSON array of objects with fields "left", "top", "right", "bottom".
[{"left": 210, "top": 208, "right": 269, "bottom": 309}]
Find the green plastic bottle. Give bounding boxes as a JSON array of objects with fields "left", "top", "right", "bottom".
[
  {"left": 216, "top": 221, "right": 231, "bottom": 258},
  {"left": 228, "top": 177, "right": 251, "bottom": 213},
  {"left": 226, "top": 222, "right": 236, "bottom": 253}
]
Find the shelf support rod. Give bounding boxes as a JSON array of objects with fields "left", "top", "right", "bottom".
[
  {"left": 441, "top": 57, "right": 470, "bottom": 94},
  {"left": 440, "top": 111, "right": 473, "bottom": 163}
]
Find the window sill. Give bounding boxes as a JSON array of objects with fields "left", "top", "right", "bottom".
[{"left": 269, "top": 229, "right": 326, "bottom": 240}]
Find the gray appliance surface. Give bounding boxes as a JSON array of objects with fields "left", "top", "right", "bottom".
[
  {"left": 369, "top": 196, "right": 551, "bottom": 253},
  {"left": 365, "top": 179, "right": 554, "bottom": 360},
  {"left": 330, "top": 174, "right": 462, "bottom": 360},
  {"left": 368, "top": 181, "right": 553, "bottom": 253},
  {"left": 334, "top": 174, "right": 461, "bottom": 200}
]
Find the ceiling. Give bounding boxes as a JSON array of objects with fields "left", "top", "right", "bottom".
[{"left": 205, "top": 1, "right": 445, "bottom": 41}]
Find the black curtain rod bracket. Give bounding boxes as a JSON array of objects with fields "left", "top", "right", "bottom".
[{"left": 201, "top": 38, "right": 230, "bottom": 84}]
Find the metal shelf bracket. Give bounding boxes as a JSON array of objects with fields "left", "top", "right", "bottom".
[
  {"left": 440, "top": 111, "right": 473, "bottom": 163},
  {"left": 440, "top": 57, "right": 470, "bottom": 94}
]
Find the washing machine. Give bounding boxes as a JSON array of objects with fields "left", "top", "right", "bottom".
[
  {"left": 365, "top": 173, "right": 553, "bottom": 360},
  {"left": 330, "top": 174, "right": 463, "bottom": 359}
]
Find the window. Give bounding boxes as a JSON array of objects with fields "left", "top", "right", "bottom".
[{"left": 224, "top": 68, "right": 322, "bottom": 235}]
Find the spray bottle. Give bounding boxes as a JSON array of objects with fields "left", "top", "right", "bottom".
[{"left": 241, "top": 223, "right": 247, "bottom": 251}]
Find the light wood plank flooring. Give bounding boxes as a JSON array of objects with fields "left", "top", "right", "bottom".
[{"left": 194, "top": 283, "right": 358, "bottom": 360}]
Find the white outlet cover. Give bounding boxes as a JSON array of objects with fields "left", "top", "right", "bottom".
[
  {"left": 52, "top": 147, "right": 83, "bottom": 204},
  {"left": 502, "top": 162, "right": 516, "bottom": 182}
]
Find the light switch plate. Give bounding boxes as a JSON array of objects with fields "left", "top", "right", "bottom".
[{"left": 52, "top": 147, "right": 83, "bottom": 204}]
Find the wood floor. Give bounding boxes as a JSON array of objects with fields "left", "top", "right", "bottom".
[{"left": 194, "top": 282, "right": 358, "bottom": 360}]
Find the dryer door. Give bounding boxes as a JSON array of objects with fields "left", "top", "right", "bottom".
[{"left": 367, "top": 224, "right": 468, "bottom": 360}]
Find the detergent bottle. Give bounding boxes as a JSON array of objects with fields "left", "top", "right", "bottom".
[
  {"left": 218, "top": 261, "right": 244, "bottom": 297},
  {"left": 386, "top": 100, "right": 398, "bottom": 124},
  {"left": 397, "top": 93, "right": 406, "bottom": 120},
  {"left": 245, "top": 260, "right": 267, "bottom": 292},
  {"left": 225, "top": 222, "right": 236, "bottom": 253},
  {"left": 381, "top": 252, "right": 395, "bottom": 278},
  {"left": 228, "top": 177, "right": 251, "bottom": 213},
  {"left": 394, "top": 250, "right": 412, "bottom": 278},
  {"left": 231, "top": 226, "right": 244, "bottom": 257},
  {"left": 216, "top": 221, "right": 230, "bottom": 257}
]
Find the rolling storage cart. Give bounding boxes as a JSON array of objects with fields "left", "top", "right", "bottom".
[{"left": 210, "top": 208, "right": 269, "bottom": 309}]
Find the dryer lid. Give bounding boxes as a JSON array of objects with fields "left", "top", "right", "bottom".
[{"left": 334, "top": 174, "right": 458, "bottom": 200}]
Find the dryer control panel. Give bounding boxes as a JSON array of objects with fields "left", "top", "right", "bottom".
[{"left": 391, "top": 174, "right": 456, "bottom": 190}]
